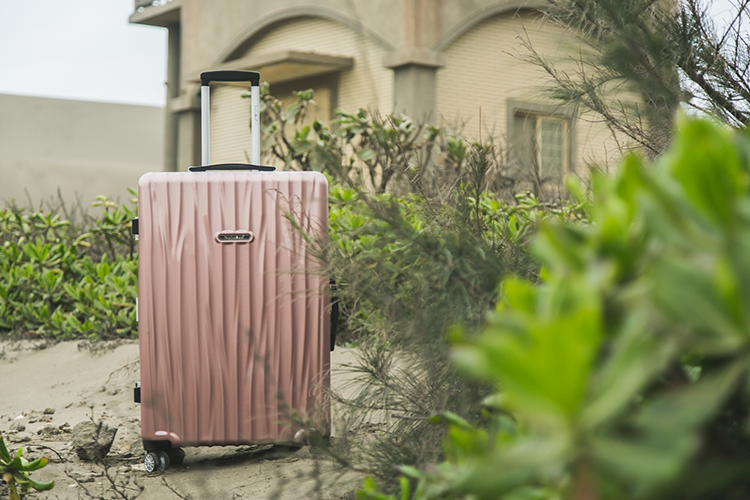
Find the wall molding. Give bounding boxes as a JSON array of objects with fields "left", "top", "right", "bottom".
[
  {"left": 432, "top": 0, "right": 548, "bottom": 52},
  {"left": 215, "top": 6, "right": 396, "bottom": 66}
]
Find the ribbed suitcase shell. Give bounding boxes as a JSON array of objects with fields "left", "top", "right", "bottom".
[{"left": 137, "top": 170, "right": 330, "bottom": 447}]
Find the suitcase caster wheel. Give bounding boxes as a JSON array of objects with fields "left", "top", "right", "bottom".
[
  {"left": 144, "top": 452, "right": 159, "bottom": 473},
  {"left": 157, "top": 451, "right": 170, "bottom": 471},
  {"left": 144, "top": 451, "right": 169, "bottom": 473}
]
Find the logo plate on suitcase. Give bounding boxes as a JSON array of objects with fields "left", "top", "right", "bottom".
[{"left": 215, "top": 231, "right": 254, "bottom": 243}]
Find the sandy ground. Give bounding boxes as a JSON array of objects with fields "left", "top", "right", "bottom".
[{"left": 0, "top": 340, "right": 362, "bottom": 499}]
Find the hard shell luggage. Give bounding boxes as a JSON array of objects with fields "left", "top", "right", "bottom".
[{"left": 134, "top": 71, "right": 331, "bottom": 472}]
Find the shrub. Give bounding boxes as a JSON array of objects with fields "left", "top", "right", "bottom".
[
  {"left": 362, "top": 117, "right": 750, "bottom": 499},
  {"left": 254, "top": 85, "right": 566, "bottom": 201},
  {"left": 247, "top": 88, "right": 584, "bottom": 490},
  {"left": 0, "top": 195, "right": 137, "bottom": 339},
  {"left": 324, "top": 171, "right": 581, "bottom": 489}
]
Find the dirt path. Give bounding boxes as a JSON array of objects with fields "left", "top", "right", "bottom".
[{"left": 0, "top": 341, "right": 361, "bottom": 499}]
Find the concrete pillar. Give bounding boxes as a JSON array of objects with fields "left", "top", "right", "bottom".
[
  {"left": 164, "top": 24, "right": 181, "bottom": 172},
  {"left": 176, "top": 109, "right": 201, "bottom": 170},
  {"left": 385, "top": 0, "right": 446, "bottom": 122},
  {"left": 392, "top": 65, "right": 437, "bottom": 121},
  {"left": 385, "top": 50, "right": 445, "bottom": 122}
]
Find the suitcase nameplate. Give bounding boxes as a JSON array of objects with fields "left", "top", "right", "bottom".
[{"left": 215, "top": 231, "right": 255, "bottom": 243}]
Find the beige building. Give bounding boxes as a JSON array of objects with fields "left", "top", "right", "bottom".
[
  {"left": 0, "top": 94, "right": 163, "bottom": 207},
  {"left": 131, "top": 0, "right": 620, "bottom": 183}
]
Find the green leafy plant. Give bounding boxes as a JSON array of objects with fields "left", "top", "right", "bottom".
[
  {"left": 90, "top": 192, "right": 138, "bottom": 261},
  {"left": 0, "top": 195, "right": 138, "bottom": 339},
  {"left": 361, "top": 117, "right": 750, "bottom": 499},
  {"left": 254, "top": 86, "right": 565, "bottom": 201},
  {"left": 0, "top": 436, "right": 54, "bottom": 500},
  {"left": 313, "top": 141, "right": 582, "bottom": 491},
  {"left": 249, "top": 88, "right": 584, "bottom": 491}
]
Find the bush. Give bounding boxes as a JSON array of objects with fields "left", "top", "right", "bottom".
[
  {"left": 0, "top": 195, "right": 137, "bottom": 339},
  {"left": 255, "top": 84, "right": 566, "bottom": 201},
  {"left": 255, "top": 90, "right": 582, "bottom": 489},
  {"left": 324, "top": 184, "right": 557, "bottom": 488},
  {"left": 361, "top": 117, "right": 750, "bottom": 499}
]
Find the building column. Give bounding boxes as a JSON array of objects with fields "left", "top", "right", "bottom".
[
  {"left": 164, "top": 23, "right": 200, "bottom": 171},
  {"left": 385, "top": 0, "right": 446, "bottom": 122},
  {"left": 386, "top": 53, "right": 444, "bottom": 122},
  {"left": 164, "top": 24, "right": 181, "bottom": 171},
  {"left": 176, "top": 108, "right": 201, "bottom": 170}
]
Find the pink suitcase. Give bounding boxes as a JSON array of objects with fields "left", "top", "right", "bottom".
[{"left": 134, "top": 71, "right": 331, "bottom": 472}]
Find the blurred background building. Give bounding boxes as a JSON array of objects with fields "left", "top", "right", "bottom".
[
  {"left": 131, "top": 0, "right": 620, "bottom": 180},
  {"left": 0, "top": 94, "right": 163, "bottom": 206}
]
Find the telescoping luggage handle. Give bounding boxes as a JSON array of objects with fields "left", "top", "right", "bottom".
[{"left": 192, "top": 70, "right": 275, "bottom": 172}]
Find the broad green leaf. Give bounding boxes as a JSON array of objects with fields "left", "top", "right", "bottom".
[
  {"left": 465, "top": 301, "right": 602, "bottom": 420},
  {"left": 398, "top": 466, "right": 422, "bottom": 479},
  {"left": 582, "top": 314, "right": 676, "bottom": 429},
  {"left": 636, "top": 361, "right": 746, "bottom": 434},
  {"left": 284, "top": 101, "right": 301, "bottom": 123},
  {"left": 20, "top": 457, "right": 47, "bottom": 472},
  {"left": 651, "top": 257, "right": 744, "bottom": 349},
  {"left": 591, "top": 435, "right": 693, "bottom": 491},
  {"left": 357, "top": 148, "right": 377, "bottom": 162},
  {"left": 501, "top": 277, "right": 537, "bottom": 314},
  {"left": 0, "top": 436, "right": 11, "bottom": 462},
  {"left": 428, "top": 411, "right": 474, "bottom": 430},
  {"left": 454, "top": 435, "right": 570, "bottom": 498},
  {"left": 26, "top": 477, "right": 55, "bottom": 492},
  {"left": 667, "top": 116, "right": 746, "bottom": 226}
]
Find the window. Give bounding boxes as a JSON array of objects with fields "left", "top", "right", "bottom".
[{"left": 512, "top": 111, "right": 570, "bottom": 184}]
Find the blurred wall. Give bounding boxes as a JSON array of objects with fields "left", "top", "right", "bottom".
[{"left": 0, "top": 94, "right": 163, "bottom": 207}]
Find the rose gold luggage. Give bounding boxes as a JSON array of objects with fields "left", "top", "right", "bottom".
[{"left": 133, "top": 71, "right": 331, "bottom": 472}]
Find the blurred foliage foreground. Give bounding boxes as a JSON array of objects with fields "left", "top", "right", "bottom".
[{"left": 359, "top": 118, "right": 750, "bottom": 500}]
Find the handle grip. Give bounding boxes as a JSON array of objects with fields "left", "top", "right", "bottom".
[
  {"left": 189, "top": 163, "right": 275, "bottom": 172},
  {"left": 200, "top": 70, "right": 260, "bottom": 87}
]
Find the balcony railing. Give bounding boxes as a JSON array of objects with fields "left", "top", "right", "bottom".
[{"left": 134, "top": 0, "right": 174, "bottom": 9}]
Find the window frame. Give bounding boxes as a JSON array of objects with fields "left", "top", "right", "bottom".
[{"left": 507, "top": 100, "right": 577, "bottom": 181}]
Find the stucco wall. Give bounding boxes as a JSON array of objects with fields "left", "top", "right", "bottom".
[
  {"left": 208, "top": 85, "right": 253, "bottom": 165},
  {"left": 178, "top": 0, "right": 399, "bottom": 85},
  {"left": 244, "top": 17, "right": 393, "bottom": 115},
  {"left": 0, "top": 94, "right": 164, "bottom": 206},
  {"left": 207, "top": 16, "right": 394, "bottom": 164},
  {"left": 435, "top": 10, "right": 621, "bottom": 175}
]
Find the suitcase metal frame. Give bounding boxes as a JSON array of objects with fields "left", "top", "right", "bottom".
[{"left": 200, "top": 70, "right": 260, "bottom": 167}]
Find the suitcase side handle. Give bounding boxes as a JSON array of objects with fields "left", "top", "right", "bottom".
[
  {"left": 200, "top": 70, "right": 260, "bottom": 86},
  {"left": 189, "top": 163, "right": 276, "bottom": 172}
]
